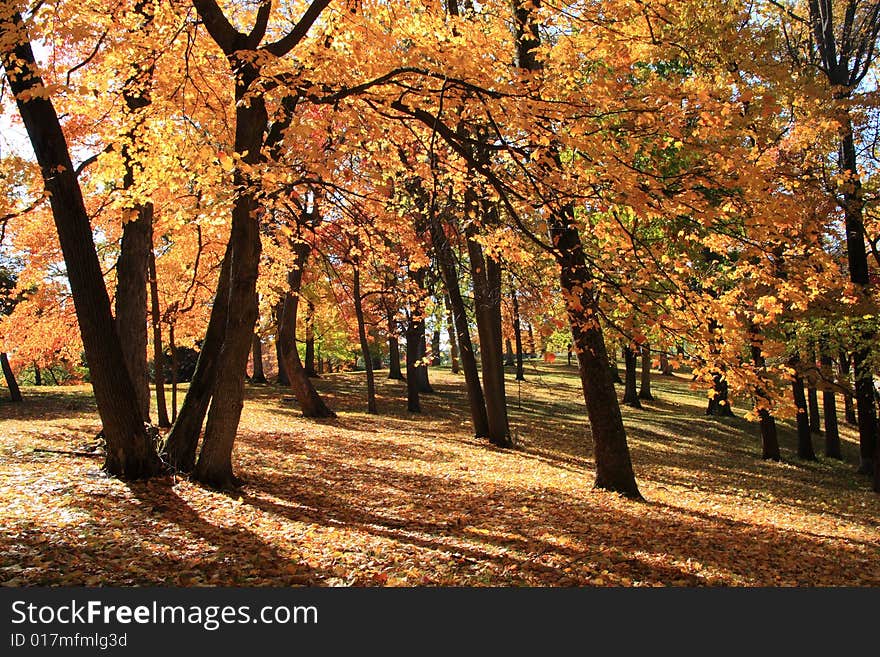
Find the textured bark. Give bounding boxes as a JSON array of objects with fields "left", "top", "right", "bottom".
[
  {"left": 1, "top": 353, "right": 23, "bottom": 403},
  {"left": 638, "top": 344, "right": 654, "bottom": 401},
  {"left": 162, "top": 244, "right": 230, "bottom": 472},
  {"left": 148, "top": 250, "right": 170, "bottom": 428},
  {"left": 432, "top": 329, "right": 442, "bottom": 366},
  {"left": 1, "top": 14, "right": 161, "bottom": 478},
  {"left": 511, "top": 289, "right": 525, "bottom": 381},
  {"left": 551, "top": 213, "right": 640, "bottom": 498},
  {"left": 353, "top": 262, "right": 377, "bottom": 414},
  {"left": 465, "top": 209, "right": 509, "bottom": 447},
  {"left": 429, "top": 207, "right": 488, "bottom": 436},
  {"left": 622, "top": 346, "right": 642, "bottom": 408}
]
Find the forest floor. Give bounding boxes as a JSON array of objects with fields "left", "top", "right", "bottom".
[{"left": 1, "top": 361, "right": 878, "bottom": 587}]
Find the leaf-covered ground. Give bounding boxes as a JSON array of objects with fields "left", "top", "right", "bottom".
[{"left": 2, "top": 362, "right": 878, "bottom": 586}]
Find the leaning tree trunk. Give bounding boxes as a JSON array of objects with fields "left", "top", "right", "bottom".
[
  {"left": 353, "top": 260, "right": 377, "bottom": 414},
  {"left": 162, "top": 244, "right": 230, "bottom": 472},
  {"left": 148, "top": 250, "right": 170, "bottom": 428},
  {"left": 638, "top": 343, "right": 654, "bottom": 402},
  {"left": 429, "top": 206, "right": 488, "bottom": 436},
  {"left": 622, "top": 345, "right": 642, "bottom": 408},
  {"left": 551, "top": 210, "right": 641, "bottom": 498},
  {"left": 277, "top": 244, "right": 335, "bottom": 418},
  {"left": 1, "top": 15, "right": 161, "bottom": 478},
  {"left": 1, "top": 353, "right": 23, "bottom": 403}
]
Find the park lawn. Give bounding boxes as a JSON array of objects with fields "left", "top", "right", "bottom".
[{"left": 1, "top": 361, "right": 878, "bottom": 587}]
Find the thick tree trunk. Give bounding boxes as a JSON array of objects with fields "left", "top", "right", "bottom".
[
  {"left": 353, "top": 262, "right": 377, "bottom": 414},
  {"left": 1, "top": 353, "right": 23, "bottom": 403},
  {"left": 807, "top": 369, "right": 821, "bottom": 435},
  {"left": 551, "top": 212, "right": 640, "bottom": 498},
  {"left": 511, "top": 289, "right": 525, "bottom": 381},
  {"left": 148, "top": 250, "right": 170, "bottom": 428},
  {"left": 162, "top": 244, "right": 230, "bottom": 472},
  {"left": 465, "top": 210, "right": 510, "bottom": 447},
  {"left": 706, "top": 371, "right": 734, "bottom": 417},
  {"left": 638, "top": 343, "right": 654, "bottom": 401},
  {"left": 820, "top": 353, "right": 841, "bottom": 459},
  {"left": 429, "top": 207, "right": 488, "bottom": 436},
  {"left": 277, "top": 244, "right": 335, "bottom": 419},
  {"left": 791, "top": 361, "right": 817, "bottom": 461},
  {"left": 387, "top": 323, "right": 404, "bottom": 380},
  {"left": 304, "top": 301, "right": 318, "bottom": 377},
  {"left": 414, "top": 310, "right": 434, "bottom": 394},
  {"left": 622, "top": 346, "right": 641, "bottom": 408},
  {"left": 1, "top": 16, "right": 161, "bottom": 478},
  {"left": 115, "top": 205, "right": 152, "bottom": 422},
  {"left": 251, "top": 333, "right": 267, "bottom": 383},
  {"left": 750, "top": 339, "right": 780, "bottom": 461}
]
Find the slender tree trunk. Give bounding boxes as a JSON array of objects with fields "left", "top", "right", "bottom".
[
  {"left": 807, "top": 355, "right": 821, "bottom": 435},
  {"left": 505, "top": 338, "right": 515, "bottom": 366},
  {"left": 839, "top": 351, "right": 857, "bottom": 425},
  {"left": 304, "top": 300, "right": 318, "bottom": 377},
  {"left": 169, "top": 322, "right": 178, "bottom": 424},
  {"left": 162, "top": 244, "right": 230, "bottom": 472},
  {"left": 277, "top": 244, "right": 335, "bottom": 418},
  {"left": 251, "top": 333, "right": 266, "bottom": 384},
  {"left": 1, "top": 353, "right": 23, "bottom": 402},
  {"left": 1, "top": 15, "right": 161, "bottom": 477},
  {"left": 432, "top": 329, "right": 442, "bottom": 366},
  {"left": 387, "top": 318, "right": 404, "bottom": 380},
  {"left": 551, "top": 211, "right": 641, "bottom": 498},
  {"left": 609, "top": 346, "right": 623, "bottom": 384},
  {"left": 47, "top": 367, "right": 60, "bottom": 386},
  {"left": 638, "top": 343, "right": 654, "bottom": 401},
  {"left": 33, "top": 362, "right": 41, "bottom": 387},
  {"left": 465, "top": 208, "right": 509, "bottom": 447},
  {"left": 148, "top": 250, "right": 170, "bottom": 428},
  {"left": 750, "top": 336, "right": 780, "bottom": 460},
  {"left": 405, "top": 313, "right": 422, "bottom": 413},
  {"left": 820, "top": 353, "right": 841, "bottom": 459},
  {"left": 791, "top": 359, "right": 816, "bottom": 461},
  {"left": 353, "top": 261, "right": 377, "bottom": 414},
  {"left": 622, "top": 346, "right": 641, "bottom": 408},
  {"left": 428, "top": 206, "right": 488, "bottom": 436},
  {"left": 511, "top": 289, "right": 525, "bottom": 381},
  {"left": 445, "top": 295, "right": 460, "bottom": 374},
  {"left": 274, "top": 312, "right": 290, "bottom": 386}
]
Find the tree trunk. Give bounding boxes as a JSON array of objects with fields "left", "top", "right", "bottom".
[
  {"left": 304, "top": 300, "right": 318, "bottom": 377},
  {"left": 162, "top": 244, "right": 230, "bottom": 472},
  {"left": 148, "top": 250, "right": 170, "bottom": 428},
  {"left": 638, "top": 343, "right": 654, "bottom": 401},
  {"left": 428, "top": 206, "right": 488, "bottom": 436},
  {"left": 414, "top": 305, "right": 434, "bottom": 394},
  {"left": 659, "top": 351, "right": 674, "bottom": 375},
  {"left": 750, "top": 338, "right": 780, "bottom": 461},
  {"left": 706, "top": 370, "right": 734, "bottom": 417},
  {"left": 807, "top": 385, "right": 821, "bottom": 435},
  {"left": 839, "top": 351, "right": 857, "bottom": 425},
  {"left": 1, "top": 15, "right": 161, "bottom": 478},
  {"left": 527, "top": 323, "right": 536, "bottom": 358},
  {"left": 387, "top": 320, "right": 404, "bottom": 380},
  {"left": 169, "top": 322, "right": 178, "bottom": 424},
  {"left": 405, "top": 313, "right": 422, "bottom": 413},
  {"left": 511, "top": 289, "right": 525, "bottom": 381},
  {"left": 277, "top": 244, "right": 335, "bottom": 418},
  {"left": 353, "top": 261, "right": 377, "bottom": 414},
  {"left": 445, "top": 296, "right": 460, "bottom": 374},
  {"left": 505, "top": 338, "right": 515, "bottom": 367},
  {"left": 432, "top": 329, "right": 442, "bottom": 366},
  {"left": 251, "top": 333, "right": 267, "bottom": 383},
  {"left": 791, "top": 361, "right": 816, "bottom": 461},
  {"left": 115, "top": 205, "right": 152, "bottom": 422},
  {"left": 465, "top": 210, "right": 510, "bottom": 447},
  {"left": 274, "top": 313, "right": 291, "bottom": 386},
  {"left": 1, "top": 353, "right": 23, "bottom": 402},
  {"left": 551, "top": 212, "right": 641, "bottom": 498},
  {"left": 33, "top": 362, "right": 41, "bottom": 386},
  {"left": 820, "top": 353, "right": 841, "bottom": 459},
  {"left": 622, "top": 345, "right": 641, "bottom": 408}
]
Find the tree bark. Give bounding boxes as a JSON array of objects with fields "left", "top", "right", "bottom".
[
  {"left": 304, "top": 300, "right": 318, "bottom": 377},
  {"left": 428, "top": 206, "right": 488, "bottom": 436},
  {"left": 750, "top": 337, "right": 780, "bottom": 461},
  {"left": 465, "top": 206, "right": 510, "bottom": 447},
  {"left": 387, "top": 318, "right": 404, "bottom": 380},
  {"left": 251, "top": 333, "right": 267, "bottom": 383},
  {"left": 706, "top": 370, "right": 734, "bottom": 417},
  {"left": 1, "top": 14, "right": 161, "bottom": 478},
  {"left": 839, "top": 351, "right": 857, "bottom": 425},
  {"left": 162, "top": 244, "right": 230, "bottom": 472},
  {"left": 148, "top": 250, "right": 170, "bottom": 428},
  {"left": 277, "top": 244, "right": 335, "bottom": 418},
  {"left": 820, "top": 353, "right": 841, "bottom": 459},
  {"left": 1, "top": 353, "right": 23, "bottom": 402},
  {"left": 444, "top": 295, "right": 460, "bottom": 374},
  {"left": 274, "top": 312, "right": 291, "bottom": 386},
  {"left": 405, "top": 312, "right": 423, "bottom": 413},
  {"left": 353, "top": 260, "right": 377, "bottom": 414},
  {"left": 622, "top": 345, "right": 641, "bottom": 408},
  {"left": 505, "top": 337, "right": 515, "bottom": 367},
  {"left": 791, "top": 360, "right": 816, "bottom": 461},
  {"left": 551, "top": 211, "right": 641, "bottom": 498},
  {"left": 33, "top": 362, "right": 41, "bottom": 387},
  {"left": 638, "top": 343, "right": 654, "bottom": 401}
]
